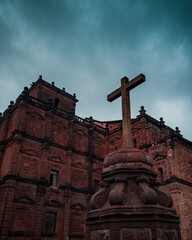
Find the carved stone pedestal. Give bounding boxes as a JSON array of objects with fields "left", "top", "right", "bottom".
[{"left": 86, "top": 148, "right": 181, "bottom": 240}]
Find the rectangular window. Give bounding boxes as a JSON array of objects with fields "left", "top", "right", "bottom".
[
  {"left": 50, "top": 170, "right": 58, "bottom": 186},
  {"left": 45, "top": 212, "right": 57, "bottom": 233}
]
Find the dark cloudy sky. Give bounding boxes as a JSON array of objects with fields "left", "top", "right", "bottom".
[{"left": 0, "top": 0, "right": 192, "bottom": 141}]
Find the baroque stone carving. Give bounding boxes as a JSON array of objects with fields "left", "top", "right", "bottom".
[
  {"left": 154, "top": 187, "right": 173, "bottom": 207},
  {"left": 121, "top": 228, "right": 152, "bottom": 240},
  {"left": 136, "top": 177, "right": 157, "bottom": 205},
  {"left": 157, "top": 229, "right": 178, "bottom": 240},
  {"left": 90, "top": 183, "right": 109, "bottom": 209},
  {"left": 109, "top": 177, "right": 127, "bottom": 205},
  {"left": 90, "top": 230, "right": 109, "bottom": 240},
  {"left": 87, "top": 147, "right": 181, "bottom": 239}
]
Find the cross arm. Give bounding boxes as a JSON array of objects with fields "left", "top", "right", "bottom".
[
  {"left": 107, "top": 74, "right": 145, "bottom": 102},
  {"left": 107, "top": 87, "right": 121, "bottom": 102},
  {"left": 126, "top": 74, "right": 145, "bottom": 91}
]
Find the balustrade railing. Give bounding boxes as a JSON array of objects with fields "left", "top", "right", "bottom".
[{"left": 20, "top": 94, "right": 107, "bottom": 134}]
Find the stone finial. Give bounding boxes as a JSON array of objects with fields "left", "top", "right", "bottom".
[
  {"left": 159, "top": 117, "right": 165, "bottom": 125},
  {"left": 89, "top": 116, "right": 93, "bottom": 125},
  {"left": 62, "top": 88, "right": 65, "bottom": 91},
  {"left": 175, "top": 127, "right": 181, "bottom": 134},
  {"left": 8, "top": 101, "right": 14, "bottom": 109},
  {"left": 22, "top": 86, "right": 29, "bottom": 96},
  {"left": 52, "top": 82, "right": 55, "bottom": 86},
  {"left": 38, "top": 75, "right": 42, "bottom": 80},
  {"left": 139, "top": 106, "right": 146, "bottom": 115},
  {"left": 73, "top": 93, "right": 76, "bottom": 98},
  {"left": 24, "top": 86, "right": 28, "bottom": 92}
]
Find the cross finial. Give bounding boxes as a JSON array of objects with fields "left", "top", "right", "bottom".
[{"left": 107, "top": 74, "right": 145, "bottom": 148}]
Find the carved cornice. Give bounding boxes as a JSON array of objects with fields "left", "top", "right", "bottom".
[
  {"left": 161, "top": 176, "right": 192, "bottom": 187},
  {"left": 0, "top": 174, "right": 50, "bottom": 186},
  {"left": 59, "top": 183, "right": 94, "bottom": 194},
  {"left": 0, "top": 130, "right": 104, "bottom": 162}
]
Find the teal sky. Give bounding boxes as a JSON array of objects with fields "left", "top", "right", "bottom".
[{"left": 0, "top": 0, "right": 192, "bottom": 140}]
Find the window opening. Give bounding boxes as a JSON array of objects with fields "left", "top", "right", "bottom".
[
  {"left": 50, "top": 170, "right": 58, "bottom": 187},
  {"left": 45, "top": 212, "right": 57, "bottom": 233},
  {"left": 54, "top": 98, "right": 60, "bottom": 108}
]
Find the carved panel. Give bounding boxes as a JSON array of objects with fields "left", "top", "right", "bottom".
[
  {"left": 90, "top": 229, "right": 110, "bottom": 240},
  {"left": 120, "top": 228, "right": 152, "bottom": 240},
  {"left": 157, "top": 229, "right": 178, "bottom": 240}
]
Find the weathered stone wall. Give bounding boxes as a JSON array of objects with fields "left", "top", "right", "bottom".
[{"left": 0, "top": 85, "right": 105, "bottom": 239}]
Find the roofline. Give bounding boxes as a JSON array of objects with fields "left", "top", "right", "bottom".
[{"left": 29, "top": 76, "right": 78, "bottom": 103}]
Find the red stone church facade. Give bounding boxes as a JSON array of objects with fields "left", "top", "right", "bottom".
[{"left": 0, "top": 76, "right": 192, "bottom": 240}]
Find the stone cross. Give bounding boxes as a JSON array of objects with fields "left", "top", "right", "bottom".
[{"left": 107, "top": 74, "right": 145, "bottom": 148}]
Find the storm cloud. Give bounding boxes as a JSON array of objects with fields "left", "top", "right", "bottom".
[{"left": 0, "top": 0, "right": 192, "bottom": 140}]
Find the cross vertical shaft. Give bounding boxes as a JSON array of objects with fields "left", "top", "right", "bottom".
[
  {"left": 107, "top": 74, "right": 145, "bottom": 148},
  {"left": 121, "top": 77, "right": 132, "bottom": 147}
]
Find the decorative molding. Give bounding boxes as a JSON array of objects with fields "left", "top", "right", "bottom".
[
  {"left": 70, "top": 203, "right": 85, "bottom": 210},
  {"left": 48, "top": 155, "right": 64, "bottom": 163},
  {"left": 52, "top": 120, "right": 68, "bottom": 129},
  {"left": 26, "top": 111, "right": 45, "bottom": 120},
  {"left": 0, "top": 174, "right": 50, "bottom": 186},
  {"left": 74, "top": 129, "right": 88, "bottom": 137},
  {"left": 72, "top": 160, "right": 87, "bottom": 169},
  {"left": 14, "top": 195, "right": 35, "bottom": 204},
  {"left": 44, "top": 199, "right": 62, "bottom": 208},
  {"left": 20, "top": 148, "right": 40, "bottom": 157}
]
